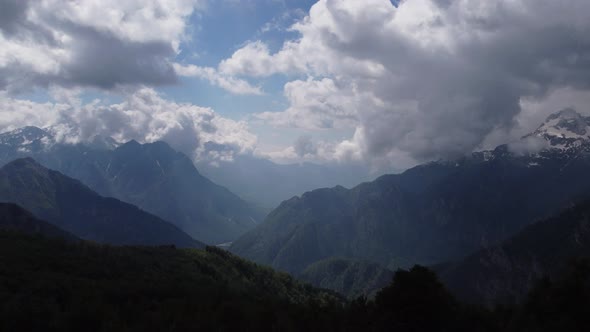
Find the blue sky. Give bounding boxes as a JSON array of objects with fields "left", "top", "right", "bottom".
[
  {"left": 1, "top": 0, "right": 590, "bottom": 172},
  {"left": 170, "top": 0, "right": 313, "bottom": 107},
  {"left": 164, "top": 0, "right": 321, "bottom": 152}
]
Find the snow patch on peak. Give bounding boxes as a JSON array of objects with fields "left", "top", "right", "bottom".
[
  {"left": 0, "top": 126, "right": 53, "bottom": 148},
  {"left": 526, "top": 109, "right": 590, "bottom": 150},
  {"left": 482, "top": 150, "right": 494, "bottom": 161},
  {"left": 0, "top": 126, "right": 120, "bottom": 151}
]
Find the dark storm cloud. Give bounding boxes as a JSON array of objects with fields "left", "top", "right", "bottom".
[
  {"left": 62, "top": 27, "right": 177, "bottom": 89},
  {"left": 0, "top": 0, "right": 30, "bottom": 35},
  {"left": 0, "top": 0, "right": 200, "bottom": 92},
  {"left": 236, "top": 0, "right": 590, "bottom": 165},
  {"left": 294, "top": 135, "right": 318, "bottom": 157},
  {"left": 329, "top": 0, "right": 590, "bottom": 161}
]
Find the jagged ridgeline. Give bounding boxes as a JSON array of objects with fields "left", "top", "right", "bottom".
[
  {"left": 0, "top": 128, "right": 265, "bottom": 244},
  {"left": 231, "top": 110, "right": 590, "bottom": 279},
  {"left": 0, "top": 158, "right": 202, "bottom": 247}
]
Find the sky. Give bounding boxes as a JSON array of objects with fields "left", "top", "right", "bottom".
[{"left": 1, "top": 0, "right": 590, "bottom": 173}]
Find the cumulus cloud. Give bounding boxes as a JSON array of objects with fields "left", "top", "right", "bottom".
[
  {"left": 0, "top": 88, "right": 257, "bottom": 162},
  {"left": 255, "top": 77, "right": 361, "bottom": 129},
  {"left": 221, "top": 0, "right": 590, "bottom": 168},
  {"left": 264, "top": 136, "right": 337, "bottom": 164},
  {"left": 508, "top": 136, "right": 549, "bottom": 155},
  {"left": 219, "top": 40, "right": 306, "bottom": 77},
  {"left": 0, "top": 0, "right": 30, "bottom": 36},
  {"left": 174, "top": 63, "right": 263, "bottom": 95},
  {"left": 293, "top": 135, "right": 317, "bottom": 157},
  {"left": 0, "top": 0, "right": 202, "bottom": 92}
]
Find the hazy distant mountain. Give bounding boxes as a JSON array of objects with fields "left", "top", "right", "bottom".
[
  {"left": 231, "top": 110, "right": 590, "bottom": 274},
  {"left": 0, "top": 129, "right": 265, "bottom": 244},
  {"left": 299, "top": 257, "right": 394, "bottom": 299},
  {"left": 0, "top": 158, "right": 201, "bottom": 247},
  {"left": 0, "top": 202, "right": 77, "bottom": 241},
  {"left": 197, "top": 155, "right": 373, "bottom": 209},
  {"left": 439, "top": 198, "right": 590, "bottom": 306}
]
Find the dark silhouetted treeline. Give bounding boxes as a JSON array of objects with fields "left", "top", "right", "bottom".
[{"left": 1, "top": 231, "right": 589, "bottom": 332}]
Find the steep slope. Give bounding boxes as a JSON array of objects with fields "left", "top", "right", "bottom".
[
  {"left": 0, "top": 203, "right": 77, "bottom": 240},
  {"left": 439, "top": 199, "right": 590, "bottom": 306},
  {"left": 197, "top": 155, "right": 373, "bottom": 209},
  {"left": 0, "top": 158, "right": 202, "bottom": 247},
  {"left": 300, "top": 257, "right": 394, "bottom": 299},
  {"left": 0, "top": 131, "right": 264, "bottom": 244},
  {"left": 0, "top": 232, "right": 342, "bottom": 331},
  {"left": 231, "top": 110, "right": 590, "bottom": 273},
  {"left": 100, "top": 141, "right": 263, "bottom": 244}
]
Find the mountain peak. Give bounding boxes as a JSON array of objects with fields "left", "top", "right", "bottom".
[
  {"left": 116, "top": 139, "right": 142, "bottom": 153},
  {"left": 7, "top": 126, "right": 48, "bottom": 136},
  {"left": 529, "top": 109, "right": 590, "bottom": 149},
  {"left": 544, "top": 108, "right": 584, "bottom": 122},
  {"left": 0, "top": 126, "right": 53, "bottom": 149},
  {"left": 2, "top": 157, "right": 51, "bottom": 180},
  {"left": 5, "top": 157, "right": 43, "bottom": 169},
  {"left": 89, "top": 135, "right": 120, "bottom": 150}
]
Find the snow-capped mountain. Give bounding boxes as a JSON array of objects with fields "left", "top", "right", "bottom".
[
  {"left": 0, "top": 126, "right": 54, "bottom": 153},
  {"left": 527, "top": 108, "right": 590, "bottom": 150},
  {"left": 0, "top": 126, "right": 265, "bottom": 244},
  {"left": 0, "top": 126, "right": 120, "bottom": 152},
  {"left": 231, "top": 109, "right": 590, "bottom": 279},
  {"left": 466, "top": 109, "right": 590, "bottom": 165}
]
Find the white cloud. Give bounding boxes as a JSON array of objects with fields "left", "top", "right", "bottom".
[
  {"left": 0, "top": 0, "right": 203, "bottom": 92},
  {"left": 174, "top": 63, "right": 263, "bottom": 95},
  {"left": 219, "top": 40, "right": 307, "bottom": 77},
  {"left": 0, "top": 88, "right": 257, "bottom": 162},
  {"left": 220, "top": 0, "right": 590, "bottom": 169},
  {"left": 42, "top": 0, "right": 201, "bottom": 45},
  {"left": 0, "top": 92, "right": 64, "bottom": 131},
  {"left": 255, "top": 77, "right": 360, "bottom": 129}
]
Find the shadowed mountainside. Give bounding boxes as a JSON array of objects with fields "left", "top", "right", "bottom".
[
  {"left": 0, "top": 129, "right": 265, "bottom": 244},
  {"left": 0, "top": 158, "right": 202, "bottom": 248}
]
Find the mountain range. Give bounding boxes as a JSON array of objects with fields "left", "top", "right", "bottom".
[
  {"left": 0, "top": 169, "right": 588, "bottom": 330},
  {"left": 230, "top": 109, "right": 590, "bottom": 278},
  {"left": 3, "top": 109, "right": 590, "bottom": 305},
  {"left": 197, "top": 155, "right": 373, "bottom": 210},
  {"left": 0, "top": 158, "right": 201, "bottom": 247},
  {"left": 0, "top": 129, "right": 264, "bottom": 244}
]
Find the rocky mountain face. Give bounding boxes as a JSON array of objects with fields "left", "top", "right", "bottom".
[
  {"left": 526, "top": 108, "right": 590, "bottom": 149},
  {"left": 439, "top": 198, "right": 590, "bottom": 306},
  {"left": 231, "top": 110, "right": 590, "bottom": 275},
  {"left": 0, "top": 130, "right": 264, "bottom": 244},
  {"left": 0, "top": 158, "right": 202, "bottom": 247}
]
